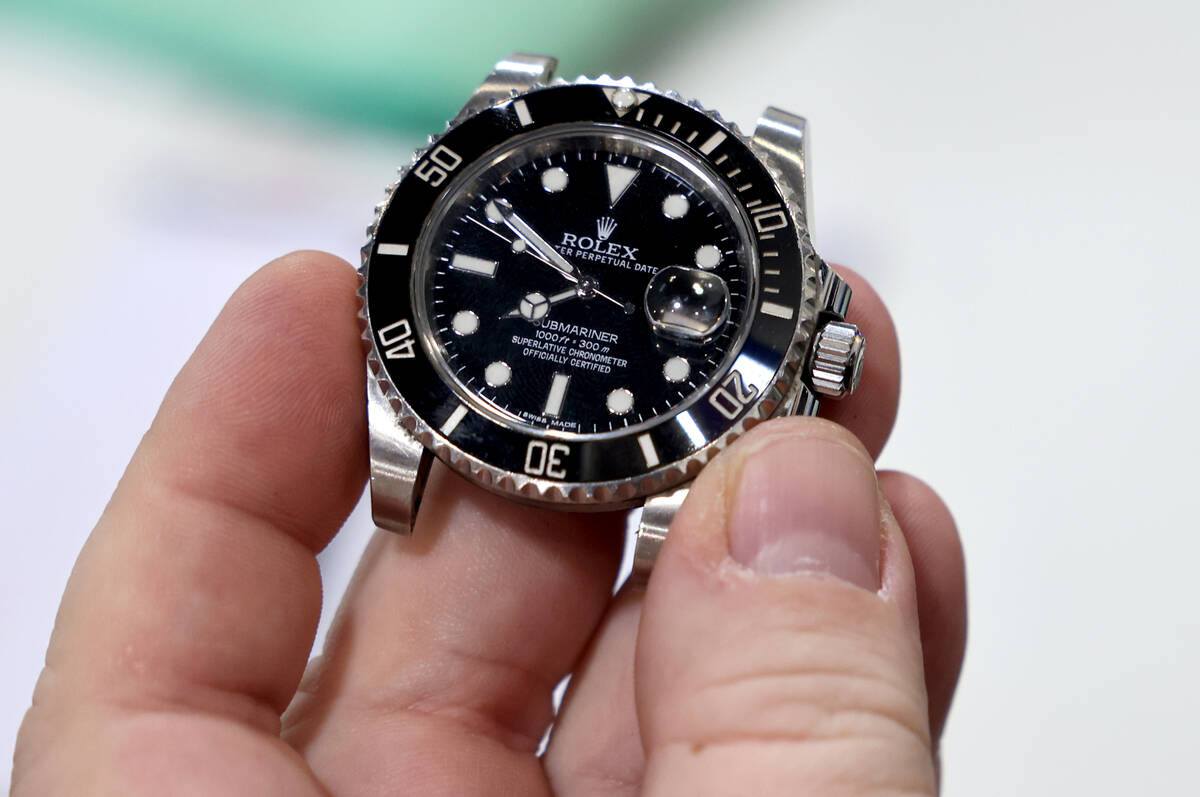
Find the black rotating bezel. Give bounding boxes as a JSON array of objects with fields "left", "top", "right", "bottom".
[{"left": 366, "top": 83, "right": 805, "bottom": 487}]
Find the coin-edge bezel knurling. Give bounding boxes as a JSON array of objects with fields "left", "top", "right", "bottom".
[{"left": 357, "top": 73, "right": 821, "bottom": 508}]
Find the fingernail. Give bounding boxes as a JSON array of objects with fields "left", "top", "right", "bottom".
[{"left": 729, "top": 433, "right": 880, "bottom": 589}]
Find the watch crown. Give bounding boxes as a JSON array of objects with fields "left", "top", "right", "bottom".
[{"left": 808, "top": 320, "right": 865, "bottom": 398}]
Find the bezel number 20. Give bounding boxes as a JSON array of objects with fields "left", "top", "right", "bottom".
[{"left": 708, "top": 370, "right": 758, "bottom": 420}]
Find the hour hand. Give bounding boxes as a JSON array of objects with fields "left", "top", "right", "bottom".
[{"left": 503, "top": 288, "right": 578, "bottom": 321}]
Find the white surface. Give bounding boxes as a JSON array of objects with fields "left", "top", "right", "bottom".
[{"left": 3, "top": 1, "right": 1200, "bottom": 794}]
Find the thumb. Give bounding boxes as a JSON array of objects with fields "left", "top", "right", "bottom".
[{"left": 635, "top": 417, "right": 936, "bottom": 796}]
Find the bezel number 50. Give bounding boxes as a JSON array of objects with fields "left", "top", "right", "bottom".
[{"left": 413, "top": 145, "right": 463, "bottom": 188}]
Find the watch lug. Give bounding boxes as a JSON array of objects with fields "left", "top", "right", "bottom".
[
  {"left": 783, "top": 382, "right": 820, "bottom": 417},
  {"left": 629, "top": 487, "right": 690, "bottom": 589},
  {"left": 454, "top": 53, "right": 558, "bottom": 123},
  {"left": 818, "top": 263, "right": 852, "bottom": 320},
  {"left": 750, "top": 107, "right": 813, "bottom": 237},
  {"left": 367, "top": 372, "right": 432, "bottom": 535}
]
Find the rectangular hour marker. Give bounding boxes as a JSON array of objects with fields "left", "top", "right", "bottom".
[
  {"left": 378, "top": 243, "right": 409, "bottom": 256},
  {"left": 449, "top": 253, "right": 498, "bottom": 277},
  {"left": 764, "top": 286, "right": 781, "bottom": 294},
  {"left": 699, "top": 130, "right": 727, "bottom": 155},
  {"left": 760, "top": 301, "right": 795, "bottom": 320},
  {"left": 440, "top": 404, "right": 469, "bottom": 435},
  {"left": 686, "top": 130, "right": 699, "bottom": 143},
  {"left": 713, "top": 154, "right": 729, "bottom": 165},
  {"left": 513, "top": 99, "right": 533, "bottom": 126},
  {"left": 544, "top": 373, "right": 571, "bottom": 417},
  {"left": 638, "top": 433, "right": 660, "bottom": 467}
]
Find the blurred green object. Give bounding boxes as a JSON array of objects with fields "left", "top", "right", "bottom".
[{"left": 1, "top": 0, "right": 726, "bottom": 132}]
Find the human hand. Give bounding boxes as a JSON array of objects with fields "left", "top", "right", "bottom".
[{"left": 12, "top": 251, "right": 965, "bottom": 795}]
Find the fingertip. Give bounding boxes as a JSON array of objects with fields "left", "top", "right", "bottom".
[
  {"left": 634, "top": 421, "right": 936, "bottom": 795},
  {"left": 737, "top": 414, "right": 874, "bottom": 454},
  {"left": 263, "top": 248, "right": 357, "bottom": 281},
  {"left": 878, "top": 471, "right": 965, "bottom": 591},
  {"left": 878, "top": 470, "right": 967, "bottom": 740},
  {"left": 153, "top": 248, "right": 367, "bottom": 552},
  {"left": 657, "top": 416, "right": 878, "bottom": 579},
  {"left": 222, "top": 250, "right": 360, "bottom": 350}
]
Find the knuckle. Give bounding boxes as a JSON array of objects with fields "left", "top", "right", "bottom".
[
  {"left": 313, "top": 639, "right": 557, "bottom": 756},
  {"left": 654, "top": 627, "right": 932, "bottom": 757}
]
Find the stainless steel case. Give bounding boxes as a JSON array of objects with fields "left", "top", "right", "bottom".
[{"left": 359, "top": 55, "right": 862, "bottom": 561}]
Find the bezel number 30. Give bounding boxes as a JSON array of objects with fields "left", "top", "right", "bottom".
[{"left": 525, "top": 440, "right": 570, "bottom": 479}]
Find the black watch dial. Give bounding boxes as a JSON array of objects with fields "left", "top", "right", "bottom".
[
  {"left": 366, "top": 83, "right": 807, "bottom": 489},
  {"left": 412, "top": 125, "right": 757, "bottom": 436}
]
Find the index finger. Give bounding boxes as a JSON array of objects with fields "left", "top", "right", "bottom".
[{"left": 14, "top": 251, "right": 366, "bottom": 790}]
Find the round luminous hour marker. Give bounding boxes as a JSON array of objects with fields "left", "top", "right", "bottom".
[
  {"left": 541, "top": 167, "right": 569, "bottom": 193},
  {"left": 451, "top": 310, "right": 479, "bottom": 336},
  {"left": 606, "top": 388, "right": 634, "bottom": 415},
  {"left": 511, "top": 237, "right": 527, "bottom": 253},
  {"left": 695, "top": 244, "right": 721, "bottom": 269},
  {"left": 485, "top": 200, "right": 503, "bottom": 223},
  {"left": 663, "top": 356, "right": 690, "bottom": 383},
  {"left": 662, "top": 193, "right": 689, "bottom": 219},
  {"left": 484, "top": 360, "right": 511, "bottom": 387}
]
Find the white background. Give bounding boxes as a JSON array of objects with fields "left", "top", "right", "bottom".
[{"left": 3, "top": 0, "right": 1199, "bottom": 793}]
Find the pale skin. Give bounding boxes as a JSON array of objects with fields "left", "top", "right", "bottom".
[{"left": 12, "top": 251, "right": 966, "bottom": 796}]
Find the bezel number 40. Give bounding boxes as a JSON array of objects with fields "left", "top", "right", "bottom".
[{"left": 378, "top": 319, "right": 416, "bottom": 360}]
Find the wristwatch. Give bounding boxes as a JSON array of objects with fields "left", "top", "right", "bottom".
[{"left": 359, "top": 54, "right": 864, "bottom": 584}]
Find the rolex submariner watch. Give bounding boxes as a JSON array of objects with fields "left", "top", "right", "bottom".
[{"left": 359, "top": 54, "right": 865, "bottom": 583}]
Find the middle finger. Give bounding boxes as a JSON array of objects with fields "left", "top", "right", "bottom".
[{"left": 283, "top": 464, "right": 626, "bottom": 796}]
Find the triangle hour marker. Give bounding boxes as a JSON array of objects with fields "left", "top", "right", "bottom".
[
  {"left": 601, "top": 86, "right": 646, "bottom": 117},
  {"left": 605, "top": 165, "right": 638, "bottom": 206}
]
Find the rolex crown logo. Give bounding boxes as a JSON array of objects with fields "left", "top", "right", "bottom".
[{"left": 596, "top": 216, "right": 618, "bottom": 241}]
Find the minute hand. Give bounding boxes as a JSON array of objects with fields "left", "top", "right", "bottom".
[
  {"left": 494, "top": 198, "right": 580, "bottom": 281},
  {"left": 494, "top": 199, "right": 633, "bottom": 314}
]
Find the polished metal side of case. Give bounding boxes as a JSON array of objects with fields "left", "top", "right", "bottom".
[
  {"left": 367, "top": 372, "right": 431, "bottom": 534},
  {"left": 628, "top": 487, "right": 690, "bottom": 589}
]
